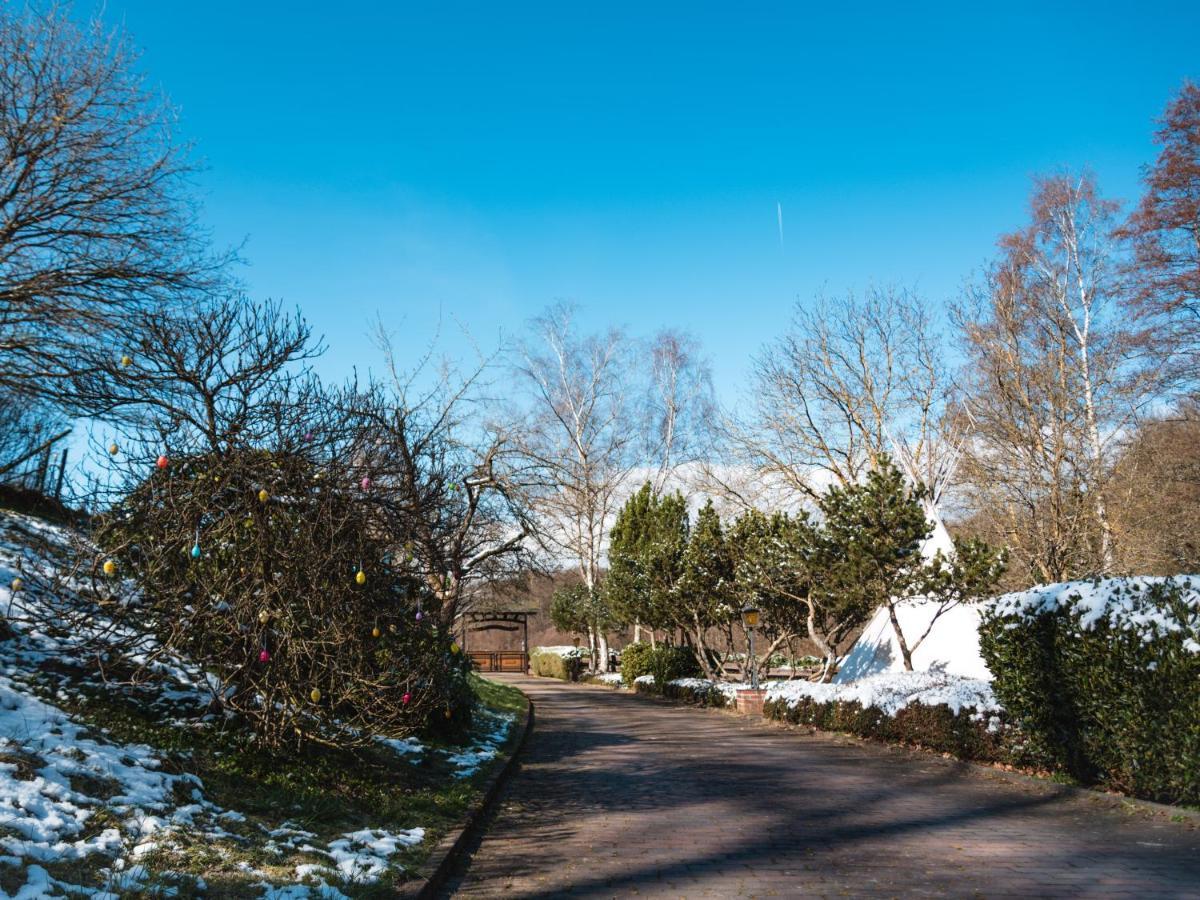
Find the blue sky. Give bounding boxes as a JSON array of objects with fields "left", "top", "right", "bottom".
[{"left": 89, "top": 1, "right": 1199, "bottom": 404}]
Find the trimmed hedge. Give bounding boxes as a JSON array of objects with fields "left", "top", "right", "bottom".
[
  {"left": 763, "top": 694, "right": 1016, "bottom": 763},
  {"left": 620, "top": 642, "right": 700, "bottom": 687},
  {"left": 530, "top": 647, "right": 585, "bottom": 681},
  {"left": 660, "top": 679, "right": 732, "bottom": 708},
  {"left": 618, "top": 641, "right": 656, "bottom": 685},
  {"left": 980, "top": 578, "right": 1200, "bottom": 804}
]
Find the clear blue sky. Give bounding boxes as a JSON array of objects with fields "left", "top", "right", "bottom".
[{"left": 91, "top": 1, "right": 1199, "bottom": 403}]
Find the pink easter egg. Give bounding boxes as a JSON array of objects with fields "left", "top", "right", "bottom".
[
  {"left": 258, "top": 649, "right": 270, "bottom": 663},
  {"left": 402, "top": 692, "right": 411, "bottom": 705}
]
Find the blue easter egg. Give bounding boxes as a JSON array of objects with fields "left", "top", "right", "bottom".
[{"left": 190, "top": 544, "right": 201, "bottom": 558}]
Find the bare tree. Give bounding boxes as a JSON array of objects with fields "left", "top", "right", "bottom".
[
  {"left": 344, "top": 327, "right": 535, "bottom": 628},
  {"left": 953, "top": 173, "right": 1154, "bottom": 582},
  {"left": 717, "top": 286, "right": 949, "bottom": 508},
  {"left": 0, "top": 388, "right": 68, "bottom": 480},
  {"left": 1123, "top": 80, "right": 1200, "bottom": 385},
  {"left": 0, "top": 5, "right": 221, "bottom": 404},
  {"left": 512, "top": 303, "right": 638, "bottom": 671},
  {"left": 67, "top": 293, "right": 319, "bottom": 463},
  {"left": 643, "top": 329, "right": 714, "bottom": 492}
]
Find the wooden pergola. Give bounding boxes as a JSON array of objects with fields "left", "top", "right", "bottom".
[{"left": 457, "top": 610, "right": 535, "bottom": 673}]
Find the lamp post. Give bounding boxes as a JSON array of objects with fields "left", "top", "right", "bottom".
[{"left": 741, "top": 604, "right": 760, "bottom": 689}]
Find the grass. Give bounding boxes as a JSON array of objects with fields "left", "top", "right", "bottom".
[{"left": 12, "top": 657, "right": 528, "bottom": 897}]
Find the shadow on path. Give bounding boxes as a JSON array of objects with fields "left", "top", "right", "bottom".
[{"left": 441, "top": 676, "right": 1200, "bottom": 898}]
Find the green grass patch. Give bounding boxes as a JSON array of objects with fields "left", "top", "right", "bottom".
[{"left": 21, "top": 660, "right": 527, "bottom": 896}]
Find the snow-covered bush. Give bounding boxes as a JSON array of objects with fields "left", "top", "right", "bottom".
[
  {"left": 661, "top": 678, "right": 740, "bottom": 708},
  {"left": 763, "top": 670, "right": 1015, "bottom": 763},
  {"left": 529, "top": 646, "right": 585, "bottom": 681},
  {"left": 981, "top": 576, "right": 1200, "bottom": 803}
]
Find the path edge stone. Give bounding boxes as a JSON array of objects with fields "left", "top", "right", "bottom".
[{"left": 398, "top": 688, "right": 535, "bottom": 899}]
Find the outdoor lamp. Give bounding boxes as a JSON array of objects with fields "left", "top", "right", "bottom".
[{"left": 742, "top": 604, "right": 760, "bottom": 689}]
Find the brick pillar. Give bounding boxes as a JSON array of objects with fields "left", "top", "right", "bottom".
[{"left": 734, "top": 688, "right": 768, "bottom": 716}]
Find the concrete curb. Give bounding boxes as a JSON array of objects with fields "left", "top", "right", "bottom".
[{"left": 398, "top": 690, "right": 535, "bottom": 899}]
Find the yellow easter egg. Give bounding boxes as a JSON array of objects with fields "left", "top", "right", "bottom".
[
  {"left": 258, "top": 610, "right": 269, "bottom": 624},
  {"left": 102, "top": 559, "right": 117, "bottom": 576},
  {"left": 11, "top": 577, "right": 24, "bottom": 592},
  {"left": 372, "top": 627, "right": 381, "bottom": 638},
  {"left": 257, "top": 488, "right": 270, "bottom": 503},
  {"left": 309, "top": 688, "right": 321, "bottom": 702},
  {"left": 108, "top": 443, "right": 119, "bottom": 455},
  {"left": 355, "top": 570, "right": 366, "bottom": 585},
  {"left": 450, "top": 642, "right": 460, "bottom": 654},
  {"left": 120, "top": 355, "right": 132, "bottom": 367}
]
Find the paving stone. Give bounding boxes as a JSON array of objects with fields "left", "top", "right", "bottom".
[{"left": 441, "top": 676, "right": 1200, "bottom": 899}]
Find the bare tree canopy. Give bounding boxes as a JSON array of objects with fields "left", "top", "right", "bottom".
[
  {"left": 953, "top": 172, "right": 1155, "bottom": 582},
  {"left": 643, "top": 328, "right": 714, "bottom": 491},
  {"left": 1123, "top": 80, "right": 1200, "bottom": 386},
  {"left": 0, "top": 5, "right": 221, "bottom": 404},
  {"left": 720, "top": 286, "right": 949, "bottom": 507}
]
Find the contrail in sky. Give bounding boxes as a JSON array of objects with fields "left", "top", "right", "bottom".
[{"left": 776, "top": 201, "right": 784, "bottom": 247}]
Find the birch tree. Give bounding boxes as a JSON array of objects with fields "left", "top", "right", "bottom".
[
  {"left": 513, "top": 303, "right": 637, "bottom": 670},
  {"left": 956, "top": 173, "right": 1151, "bottom": 580}
]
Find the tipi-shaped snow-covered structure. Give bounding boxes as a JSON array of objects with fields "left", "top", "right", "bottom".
[{"left": 833, "top": 435, "right": 993, "bottom": 684}]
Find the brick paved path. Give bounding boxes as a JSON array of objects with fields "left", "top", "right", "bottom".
[{"left": 443, "top": 675, "right": 1200, "bottom": 898}]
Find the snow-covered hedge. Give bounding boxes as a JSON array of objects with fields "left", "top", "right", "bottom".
[
  {"left": 766, "top": 670, "right": 1001, "bottom": 717},
  {"left": 529, "top": 646, "right": 585, "bottom": 681},
  {"left": 532, "top": 645, "right": 587, "bottom": 658},
  {"left": 632, "top": 675, "right": 736, "bottom": 707},
  {"left": 763, "top": 670, "right": 1016, "bottom": 763},
  {"left": 981, "top": 576, "right": 1200, "bottom": 804}
]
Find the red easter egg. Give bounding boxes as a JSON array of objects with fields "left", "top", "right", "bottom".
[
  {"left": 156, "top": 455, "right": 169, "bottom": 469},
  {"left": 402, "top": 692, "right": 411, "bottom": 705},
  {"left": 258, "top": 649, "right": 270, "bottom": 663}
]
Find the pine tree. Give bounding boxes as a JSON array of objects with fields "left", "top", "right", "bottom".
[
  {"left": 677, "top": 500, "right": 735, "bottom": 679},
  {"left": 605, "top": 483, "right": 688, "bottom": 639}
]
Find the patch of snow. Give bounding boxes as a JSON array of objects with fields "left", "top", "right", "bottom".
[
  {"left": 766, "top": 669, "right": 1001, "bottom": 717},
  {"left": 531, "top": 645, "right": 586, "bottom": 659},
  {"left": 439, "top": 708, "right": 513, "bottom": 777},
  {"left": 593, "top": 673, "right": 623, "bottom": 686}
]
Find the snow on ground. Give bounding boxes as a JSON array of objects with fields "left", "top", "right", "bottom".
[
  {"left": 593, "top": 673, "right": 623, "bottom": 686},
  {"left": 835, "top": 600, "right": 992, "bottom": 683},
  {"left": 666, "top": 678, "right": 768, "bottom": 702},
  {"left": 439, "top": 708, "right": 514, "bottom": 777},
  {"left": 0, "top": 510, "right": 469, "bottom": 896},
  {"left": 767, "top": 669, "right": 1000, "bottom": 717}
]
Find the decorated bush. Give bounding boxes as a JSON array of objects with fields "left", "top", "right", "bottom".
[
  {"left": 980, "top": 577, "right": 1200, "bottom": 804},
  {"left": 94, "top": 447, "right": 471, "bottom": 750}
]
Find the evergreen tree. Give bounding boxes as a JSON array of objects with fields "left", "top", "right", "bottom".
[
  {"left": 605, "top": 482, "right": 688, "bottom": 637},
  {"left": 676, "top": 500, "right": 735, "bottom": 679}
]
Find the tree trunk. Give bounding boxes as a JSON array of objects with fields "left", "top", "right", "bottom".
[{"left": 884, "top": 600, "right": 915, "bottom": 671}]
